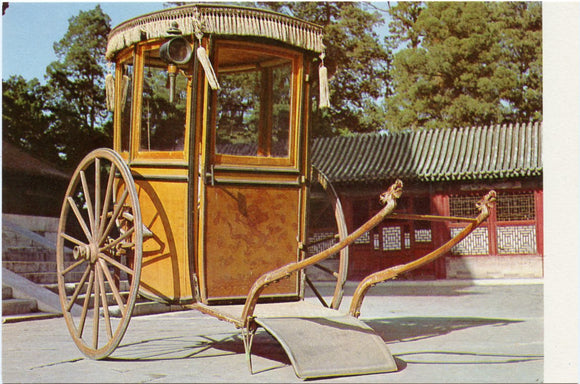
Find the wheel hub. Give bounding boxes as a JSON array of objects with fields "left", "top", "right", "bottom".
[{"left": 73, "top": 243, "right": 99, "bottom": 263}]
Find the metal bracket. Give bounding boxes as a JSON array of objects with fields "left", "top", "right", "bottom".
[
  {"left": 205, "top": 164, "right": 215, "bottom": 186},
  {"left": 241, "top": 324, "right": 257, "bottom": 374}
]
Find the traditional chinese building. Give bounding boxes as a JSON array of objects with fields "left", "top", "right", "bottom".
[
  {"left": 2, "top": 141, "right": 70, "bottom": 217},
  {"left": 311, "top": 122, "right": 543, "bottom": 280}
]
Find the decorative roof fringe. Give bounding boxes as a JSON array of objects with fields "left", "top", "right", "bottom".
[{"left": 106, "top": 4, "right": 325, "bottom": 60}]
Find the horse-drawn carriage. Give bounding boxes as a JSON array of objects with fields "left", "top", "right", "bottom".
[{"left": 56, "top": 4, "right": 495, "bottom": 379}]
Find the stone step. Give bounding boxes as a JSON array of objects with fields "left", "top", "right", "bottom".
[
  {"left": 2, "top": 312, "right": 62, "bottom": 324},
  {"left": 3, "top": 285, "right": 13, "bottom": 300},
  {"left": 44, "top": 281, "right": 131, "bottom": 296},
  {"left": 3, "top": 298, "right": 38, "bottom": 315},
  {"left": 2, "top": 246, "right": 74, "bottom": 262},
  {"left": 2, "top": 247, "right": 55, "bottom": 262}
]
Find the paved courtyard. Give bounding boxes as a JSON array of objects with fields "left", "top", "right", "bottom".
[{"left": 3, "top": 281, "right": 543, "bottom": 383}]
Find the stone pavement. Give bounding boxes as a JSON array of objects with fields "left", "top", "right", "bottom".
[{"left": 2, "top": 280, "right": 543, "bottom": 383}]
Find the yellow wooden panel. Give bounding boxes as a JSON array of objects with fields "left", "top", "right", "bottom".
[
  {"left": 204, "top": 186, "right": 300, "bottom": 300},
  {"left": 135, "top": 179, "right": 192, "bottom": 302}
]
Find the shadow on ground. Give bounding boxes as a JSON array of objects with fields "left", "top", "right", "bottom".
[
  {"left": 107, "top": 316, "right": 524, "bottom": 368},
  {"left": 365, "top": 316, "right": 521, "bottom": 343},
  {"left": 109, "top": 330, "right": 289, "bottom": 365}
]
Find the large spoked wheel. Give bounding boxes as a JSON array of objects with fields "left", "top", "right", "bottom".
[
  {"left": 304, "top": 167, "right": 348, "bottom": 310},
  {"left": 56, "top": 148, "right": 142, "bottom": 359}
]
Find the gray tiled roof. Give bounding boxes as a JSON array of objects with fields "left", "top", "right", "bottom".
[{"left": 311, "top": 122, "right": 542, "bottom": 184}]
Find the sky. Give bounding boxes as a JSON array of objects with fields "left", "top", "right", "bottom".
[
  {"left": 0, "top": 1, "right": 391, "bottom": 83},
  {"left": 1, "top": 2, "right": 166, "bottom": 82}
]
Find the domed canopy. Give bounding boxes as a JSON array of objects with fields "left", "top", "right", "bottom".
[{"left": 106, "top": 4, "right": 325, "bottom": 60}]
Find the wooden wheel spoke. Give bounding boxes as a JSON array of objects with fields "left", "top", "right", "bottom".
[
  {"left": 99, "top": 188, "right": 129, "bottom": 245},
  {"left": 96, "top": 263, "right": 113, "bottom": 340},
  {"left": 66, "top": 263, "right": 91, "bottom": 312},
  {"left": 94, "top": 158, "right": 102, "bottom": 235},
  {"left": 60, "top": 232, "right": 87, "bottom": 248},
  {"left": 77, "top": 269, "right": 95, "bottom": 339},
  {"left": 99, "top": 259, "right": 126, "bottom": 315},
  {"left": 100, "top": 227, "right": 135, "bottom": 253},
  {"left": 93, "top": 265, "right": 101, "bottom": 349},
  {"left": 62, "top": 259, "right": 87, "bottom": 276},
  {"left": 67, "top": 197, "right": 93, "bottom": 242},
  {"left": 312, "top": 263, "right": 340, "bottom": 279},
  {"left": 99, "top": 253, "right": 135, "bottom": 277},
  {"left": 80, "top": 170, "right": 97, "bottom": 237},
  {"left": 306, "top": 167, "right": 348, "bottom": 310},
  {"left": 57, "top": 149, "right": 142, "bottom": 359},
  {"left": 97, "top": 163, "right": 116, "bottom": 240},
  {"left": 305, "top": 275, "right": 329, "bottom": 308}
]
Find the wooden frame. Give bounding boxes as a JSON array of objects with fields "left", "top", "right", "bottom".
[{"left": 209, "top": 40, "right": 304, "bottom": 170}]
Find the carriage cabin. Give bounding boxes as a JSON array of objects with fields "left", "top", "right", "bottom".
[
  {"left": 105, "top": 5, "right": 326, "bottom": 304},
  {"left": 55, "top": 5, "right": 496, "bottom": 372}
]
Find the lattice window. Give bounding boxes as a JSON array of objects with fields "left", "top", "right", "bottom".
[
  {"left": 354, "top": 231, "right": 370, "bottom": 244},
  {"left": 382, "top": 226, "right": 401, "bottom": 251},
  {"left": 308, "top": 232, "right": 336, "bottom": 255},
  {"left": 404, "top": 233, "right": 411, "bottom": 249},
  {"left": 497, "top": 192, "right": 535, "bottom": 221},
  {"left": 414, "top": 229, "right": 432, "bottom": 243},
  {"left": 450, "top": 227, "right": 489, "bottom": 255},
  {"left": 373, "top": 234, "right": 380, "bottom": 250},
  {"left": 449, "top": 195, "right": 480, "bottom": 218},
  {"left": 497, "top": 225, "right": 537, "bottom": 254}
]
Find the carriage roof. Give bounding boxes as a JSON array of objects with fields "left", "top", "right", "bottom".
[{"left": 106, "top": 4, "right": 325, "bottom": 61}]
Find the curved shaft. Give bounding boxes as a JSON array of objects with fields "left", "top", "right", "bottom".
[
  {"left": 240, "top": 180, "right": 404, "bottom": 328},
  {"left": 348, "top": 190, "right": 497, "bottom": 318}
]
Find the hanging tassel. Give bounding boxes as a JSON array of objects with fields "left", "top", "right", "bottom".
[
  {"left": 197, "top": 46, "right": 220, "bottom": 90},
  {"left": 193, "top": 8, "right": 220, "bottom": 90},
  {"left": 121, "top": 75, "right": 130, "bottom": 110},
  {"left": 319, "top": 63, "right": 330, "bottom": 109},
  {"left": 105, "top": 74, "right": 115, "bottom": 112}
]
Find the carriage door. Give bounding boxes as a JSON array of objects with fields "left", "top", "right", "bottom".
[{"left": 198, "top": 41, "right": 307, "bottom": 302}]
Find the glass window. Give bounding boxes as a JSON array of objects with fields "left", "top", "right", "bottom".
[
  {"left": 139, "top": 48, "right": 188, "bottom": 152},
  {"left": 214, "top": 44, "right": 293, "bottom": 159}
]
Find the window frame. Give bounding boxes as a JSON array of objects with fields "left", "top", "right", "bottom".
[
  {"left": 113, "top": 48, "right": 135, "bottom": 161},
  {"left": 209, "top": 40, "right": 304, "bottom": 170},
  {"left": 131, "top": 40, "right": 192, "bottom": 163}
]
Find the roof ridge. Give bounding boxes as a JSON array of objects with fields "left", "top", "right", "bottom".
[{"left": 311, "top": 121, "right": 543, "bottom": 184}]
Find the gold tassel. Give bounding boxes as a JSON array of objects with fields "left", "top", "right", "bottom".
[
  {"left": 319, "top": 63, "right": 330, "bottom": 109},
  {"left": 105, "top": 74, "right": 115, "bottom": 112},
  {"left": 197, "top": 46, "right": 220, "bottom": 90},
  {"left": 121, "top": 75, "right": 130, "bottom": 110}
]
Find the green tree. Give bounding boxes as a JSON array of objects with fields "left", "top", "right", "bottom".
[
  {"left": 2, "top": 76, "right": 63, "bottom": 164},
  {"left": 261, "top": 2, "right": 392, "bottom": 136},
  {"left": 45, "top": 5, "right": 112, "bottom": 166},
  {"left": 491, "top": 2, "right": 542, "bottom": 122},
  {"left": 385, "top": 2, "right": 541, "bottom": 131}
]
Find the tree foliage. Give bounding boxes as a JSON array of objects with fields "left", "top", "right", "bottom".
[
  {"left": 260, "top": 2, "right": 392, "bottom": 137},
  {"left": 44, "top": 5, "right": 112, "bottom": 166},
  {"left": 2, "top": 76, "right": 62, "bottom": 164},
  {"left": 3, "top": 5, "right": 113, "bottom": 168},
  {"left": 385, "top": 1, "right": 542, "bottom": 131},
  {"left": 3, "top": 2, "right": 543, "bottom": 169}
]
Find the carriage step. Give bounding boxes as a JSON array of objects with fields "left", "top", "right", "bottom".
[{"left": 255, "top": 315, "right": 398, "bottom": 379}]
